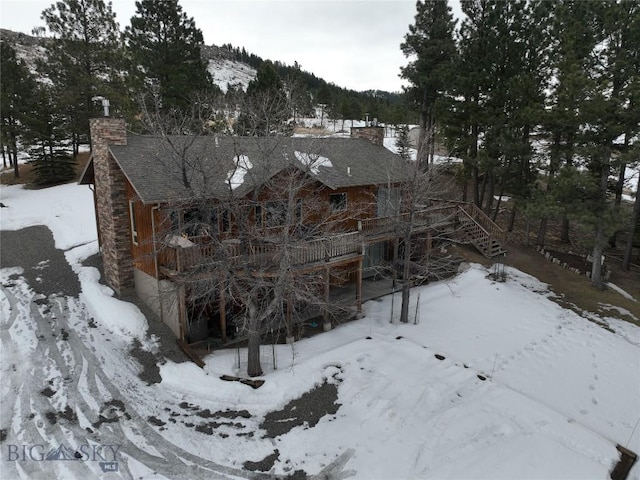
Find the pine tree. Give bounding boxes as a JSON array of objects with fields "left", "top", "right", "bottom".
[
  {"left": 449, "top": 1, "right": 548, "bottom": 216},
  {"left": 537, "top": 0, "right": 601, "bottom": 245},
  {"left": 395, "top": 125, "right": 412, "bottom": 161},
  {"left": 581, "top": 1, "right": 639, "bottom": 288},
  {"left": 26, "top": 83, "right": 77, "bottom": 186},
  {"left": 126, "top": 0, "right": 213, "bottom": 112},
  {"left": 39, "top": 0, "right": 124, "bottom": 151},
  {"left": 0, "top": 42, "right": 37, "bottom": 178},
  {"left": 400, "top": 0, "right": 457, "bottom": 166},
  {"left": 237, "top": 61, "right": 290, "bottom": 136}
]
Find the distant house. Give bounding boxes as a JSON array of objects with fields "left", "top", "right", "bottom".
[{"left": 80, "top": 118, "right": 505, "bottom": 346}]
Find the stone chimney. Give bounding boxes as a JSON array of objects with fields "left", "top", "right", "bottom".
[
  {"left": 350, "top": 126, "right": 384, "bottom": 146},
  {"left": 89, "top": 117, "right": 133, "bottom": 296}
]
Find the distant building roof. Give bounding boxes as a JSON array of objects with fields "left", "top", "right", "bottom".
[{"left": 105, "top": 135, "right": 410, "bottom": 204}]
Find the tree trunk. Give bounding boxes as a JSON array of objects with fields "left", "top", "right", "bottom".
[
  {"left": 591, "top": 157, "right": 610, "bottom": 289},
  {"left": 622, "top": 174, "right": 640, "bottom": 271},
  {"left": 13, "top": 152, "right": 19, "bottom": 179},
  {"left": 1, "top": 131, "right": 7, "bottom": 169},
  {"left": 615, "top": 162, "right": 626, "bottom": 206},
  {"left": 493, "top": 158, "right": 512, "bottom": 222},
  {"left": 400, "top": 227, "right": 412, "bottom": 324},
  {"left": 614, "top": 134, "right": 629, "bottom": 206},
  {"left": 479, "top": 172, "right": 488, "bottom": 211},
  {"left": 473, "top": 165, "right": 480, "bottom": 206},
  {"left": 400, "top": 283, "right": 410, "bottom": 324},
  {"left": 486, "top": 172, "right": 495, "bottom": 216},
  {"left": 8, "top": 117, "right": 19, "bottom": 178},
  {"left": 560, "top": 216, "right": 570, "bottom": 243},
  {"left": 508, "top": 206, "right": 517, "bottom": 232},
  {"left": 591, "top": 226, "right": 605, "bottom": 290},
  {"left": 471, "top": 123, "right": 480, "bottom": 206},
  {"left": 461, "top": 172, "right": 468, "bottom": 202},
  {"left": 536, "top": 217, "right": 547, "bottom": 246},
  {"left": 247, "top": 325, "right": 263, "bottom": 377}
]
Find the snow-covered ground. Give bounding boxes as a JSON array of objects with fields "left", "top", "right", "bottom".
[{"left": 1, "top": 180, "right": 639, "bottom": 479}]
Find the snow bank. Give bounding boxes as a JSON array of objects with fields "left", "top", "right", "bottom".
[
  {"left": 65, "top": 243, "right": 148, "bottom": 342},
  {"left": 0, "top": 183, "right": 96, "bottom": 250}
]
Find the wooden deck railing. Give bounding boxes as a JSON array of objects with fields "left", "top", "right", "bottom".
[
  {"left": 158, "top": 201, "right": 505, "bottom": 274},
  {"left": 357, "top": 205, "right": 458, "bottom": 236},
  {"left": 160, "top": 231, "right": 362, "bottom": 273}
]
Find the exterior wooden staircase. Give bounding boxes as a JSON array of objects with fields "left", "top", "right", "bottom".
[{"left": 455, "top": 202, "right": 507, "bottom": 258}]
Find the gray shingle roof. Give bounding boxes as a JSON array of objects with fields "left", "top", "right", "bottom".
[{"left": 108, "top": 135, "right": 410, "bottom": 204}]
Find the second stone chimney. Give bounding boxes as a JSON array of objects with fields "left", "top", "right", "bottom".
[{"left": 350, "top": 125, "right": 384, "bottom": 147}]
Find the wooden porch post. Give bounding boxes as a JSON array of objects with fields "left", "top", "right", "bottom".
[
  {"left": 323, "top": 267, "right": 331, "bottom": 331},
  {"left": 220, "top": 285, "right": 227, "bottom": 343},
  {"left": 356, "top": 258, "right": 363, "bottom": 316}
]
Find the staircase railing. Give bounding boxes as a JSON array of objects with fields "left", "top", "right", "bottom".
[{"left": 458, "top": 202, "right": 507, "bottom": 245}]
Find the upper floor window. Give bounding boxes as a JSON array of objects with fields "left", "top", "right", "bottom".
[
  {"left": 254, "top": 205, "right": 263, "bottom": 229},
  {"left": 329, "top": 192, "right": 347, "bottom": 211},
  {"left": 377, "top": 187, "right": 400, "bottom": 217},
  {"left": 129, "top": 200, "right": 138, "bottom": 245},
  {"left": 266, "top": 201, "right": 286, "bottom": 227}
]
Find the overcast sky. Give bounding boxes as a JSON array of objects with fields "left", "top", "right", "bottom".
[{"left": 0, "top": 0, "right": 462, "bottom": 92}]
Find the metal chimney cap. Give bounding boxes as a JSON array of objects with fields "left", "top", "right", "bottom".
[{"left": 92, "top": 96, "right": 110, "bottom": 117}]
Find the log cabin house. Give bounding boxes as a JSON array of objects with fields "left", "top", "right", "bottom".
[{"left": 80, "top": 116, "right": 506, "bottom": 347}]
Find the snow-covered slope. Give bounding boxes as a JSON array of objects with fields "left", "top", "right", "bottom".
[
  {"left": 207, "top": 58, "right": 256, "bottom": 93},
  {"left": 1, "top": 29, "right": 258, "bottom": 94}
]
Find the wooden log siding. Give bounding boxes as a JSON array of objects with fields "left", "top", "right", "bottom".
[{"left": 127, "top": 181, "right": 157, "bottom": 277}]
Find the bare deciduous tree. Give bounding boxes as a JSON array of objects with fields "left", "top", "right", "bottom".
[{"left": 137, "top": 98, "right": 366, "bottom": 376}]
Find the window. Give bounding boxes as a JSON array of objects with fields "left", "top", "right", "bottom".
[
  {"left": 266, "top": 201, "right": 286, "bottom": 227},
  {"left": 220, "top": 209, "right": 231, "bottom": 233},
  {"left": 169, "top": 210, "right": 179, "bottom": 232},
  {"left": 377, "top": 187, "right": 400, "bottom": 216},
  {"left": 182, "top": 208, "right": 201, "bottom": 237},
  {"left": 329, "top": 192, "right": 347, "bottom": 211},
  {"left": 129, "top": 200, "right": 138, "bottom": 245},
  {"left": 254, "top": 205, "right": 263, "bottom": 228}
]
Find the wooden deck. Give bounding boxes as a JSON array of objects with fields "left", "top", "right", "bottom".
[{"left": 158, "top": 201, "right": 507, "bottom": 277}]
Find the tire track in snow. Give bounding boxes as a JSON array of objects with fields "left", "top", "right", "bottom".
[{"left": 3, "top": 277, "right": 351, "bottom": 479}]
